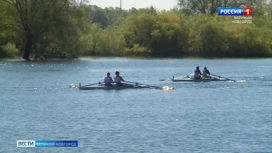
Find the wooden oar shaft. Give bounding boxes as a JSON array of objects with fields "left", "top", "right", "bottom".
[
  {"left": 124, "top": 81, "right": 162, "bottom": 89},
  {"left": 83, "top": 82, "right": 101, "bottom": 87},
  {"left": 210, "top": 74, "right": 235, "bottom": 81}
]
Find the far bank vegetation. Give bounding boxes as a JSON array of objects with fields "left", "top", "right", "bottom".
[{"left": 0, "top": 0, "right": 271, "bottom": 60}]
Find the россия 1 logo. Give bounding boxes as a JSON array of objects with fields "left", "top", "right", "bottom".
[{"left": 218, "top": 8, "right": 252, "bottom": 16}]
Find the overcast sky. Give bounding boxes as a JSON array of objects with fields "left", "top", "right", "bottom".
[{"left": 89, "top": 0, "right": 178, "bottom": 11}]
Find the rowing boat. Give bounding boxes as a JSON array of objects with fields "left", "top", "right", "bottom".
[
  {"left": 78, "top": 83, "right": 150, "bottom": 90},
  {"left": 172, "top": 76, "right": 226, "bottom": 82},
  {"left": 172, "top": 78, "right": 226, "bottom": 82}
]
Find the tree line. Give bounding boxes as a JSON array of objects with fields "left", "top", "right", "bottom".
[{"left": 0, "top": 0, "right": 271, "bottom": 60}]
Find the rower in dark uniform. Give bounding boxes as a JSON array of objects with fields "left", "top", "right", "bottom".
[
  {"left": 194, "top": 66, "right": 202, "bottom": 79},
  {"left": 104, "top": 72, "right": 114, "bottom": 86}
]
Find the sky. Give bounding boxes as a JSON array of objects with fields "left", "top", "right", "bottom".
[{"left": 89, "top": 0, "right": 178, "bottom": 11}]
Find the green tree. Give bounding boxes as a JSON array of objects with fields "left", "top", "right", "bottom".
[
  {"left": 80, "top": 23, "right": 102, "bottom": 55},
  {"left": 123, "top": 13, "right": 156, "bottom": 53},
  {"left": 91, "top": 6, "right": 109, "bottom": 28},
  {"left": 225, "top": 24, "right": 271, "bottom": 57},
  {"left": 150, "top": 11, "right": 188, "bottom": 56},
  {"left": 0, "top": 1, "right": 23, "bottom": 57},
  {"left": 185, "top": 14, "right": 230, "bottom": 56},
  {"left": 2, "top": 0, "right": 79, "bottom": 60},
  {"left": 98, "top": 26, "right": 126, "bottom": 56}
]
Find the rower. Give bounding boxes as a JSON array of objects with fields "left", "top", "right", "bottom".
[
  {"left": 202, "top": 67, "right": 210, "bottom": 78},
  {"left": 194, "top": 66, "right": 202, "bottom": 79},
  {"left": 104, "top": 72, "right": 113, "bottom": 86},
  {"left": 114, "top": 71, "right": 124, "bottom": 86}
]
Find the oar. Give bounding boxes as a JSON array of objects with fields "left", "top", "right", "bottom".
[
  {"left": 82, "top": 82, "right": 102, "bottom": 87},
  {"left": 210, "top": 74, "right": 236, "bottom": 82},
  {"left": 159, "top": 77, "right": 174, "bottom": 81},
  {"left": 124, "top": 81, "right": 163, "bottom": 89},
  {"left": 159, "top": 78, "right": 170, "bottom": 81},
  {"left": 121, "top": 82, "right": 137, "bottom": 87},
  {"left": 160, "top": 74, "right": 191, "bottom": 81}
]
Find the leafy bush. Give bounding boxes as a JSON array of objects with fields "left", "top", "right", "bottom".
[{"left": 0, "top": 43, "right": 19, "bottom": 58}]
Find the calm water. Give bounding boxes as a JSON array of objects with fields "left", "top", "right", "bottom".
[{"left": 0, "top": 58, "right": 272, "bottom": 153}]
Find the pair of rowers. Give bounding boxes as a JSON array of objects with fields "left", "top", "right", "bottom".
[
  {"left": 194, "top": 66, "right": 210, "bottom": 79},
  {"left": 104, "top": 71, "right": 124, "bottom": 86}
]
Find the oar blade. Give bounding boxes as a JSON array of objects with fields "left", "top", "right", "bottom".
[
  {"left": 69, "top": 84, "right": 78, "bottom": 88},
  {"left": 149, "top": 86, "right": 174, "bottom": 90},
  {"left": 162, "top": 86, "right": 174, "bottom": 90}
]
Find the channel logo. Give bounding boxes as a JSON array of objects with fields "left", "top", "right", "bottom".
[
  {"left": 17, "top": 140, "right": 78, "bottom": 147},
  {"left": 218, "top": 7, "right": 252, "bottom": 16},
  {"left": 17, "top": 140, "right": 35, "bottom": 147},
  {"left": 35, "top": 140, "right": 78, "bottom": 147}
]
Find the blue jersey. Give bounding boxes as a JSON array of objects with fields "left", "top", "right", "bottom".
[
  {"left": 194, "top": 70, "right": 202, "bottom": 79},
  {"left": 114, "top": 76, "right": 124, "bottom": 86},
  {"left": 104, "top": 76, "right": 113, "bottom": 86}
]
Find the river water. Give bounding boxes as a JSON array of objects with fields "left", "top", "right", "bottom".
[{"left": 0, "top": 58, "right": 271, "bottom": 153}]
